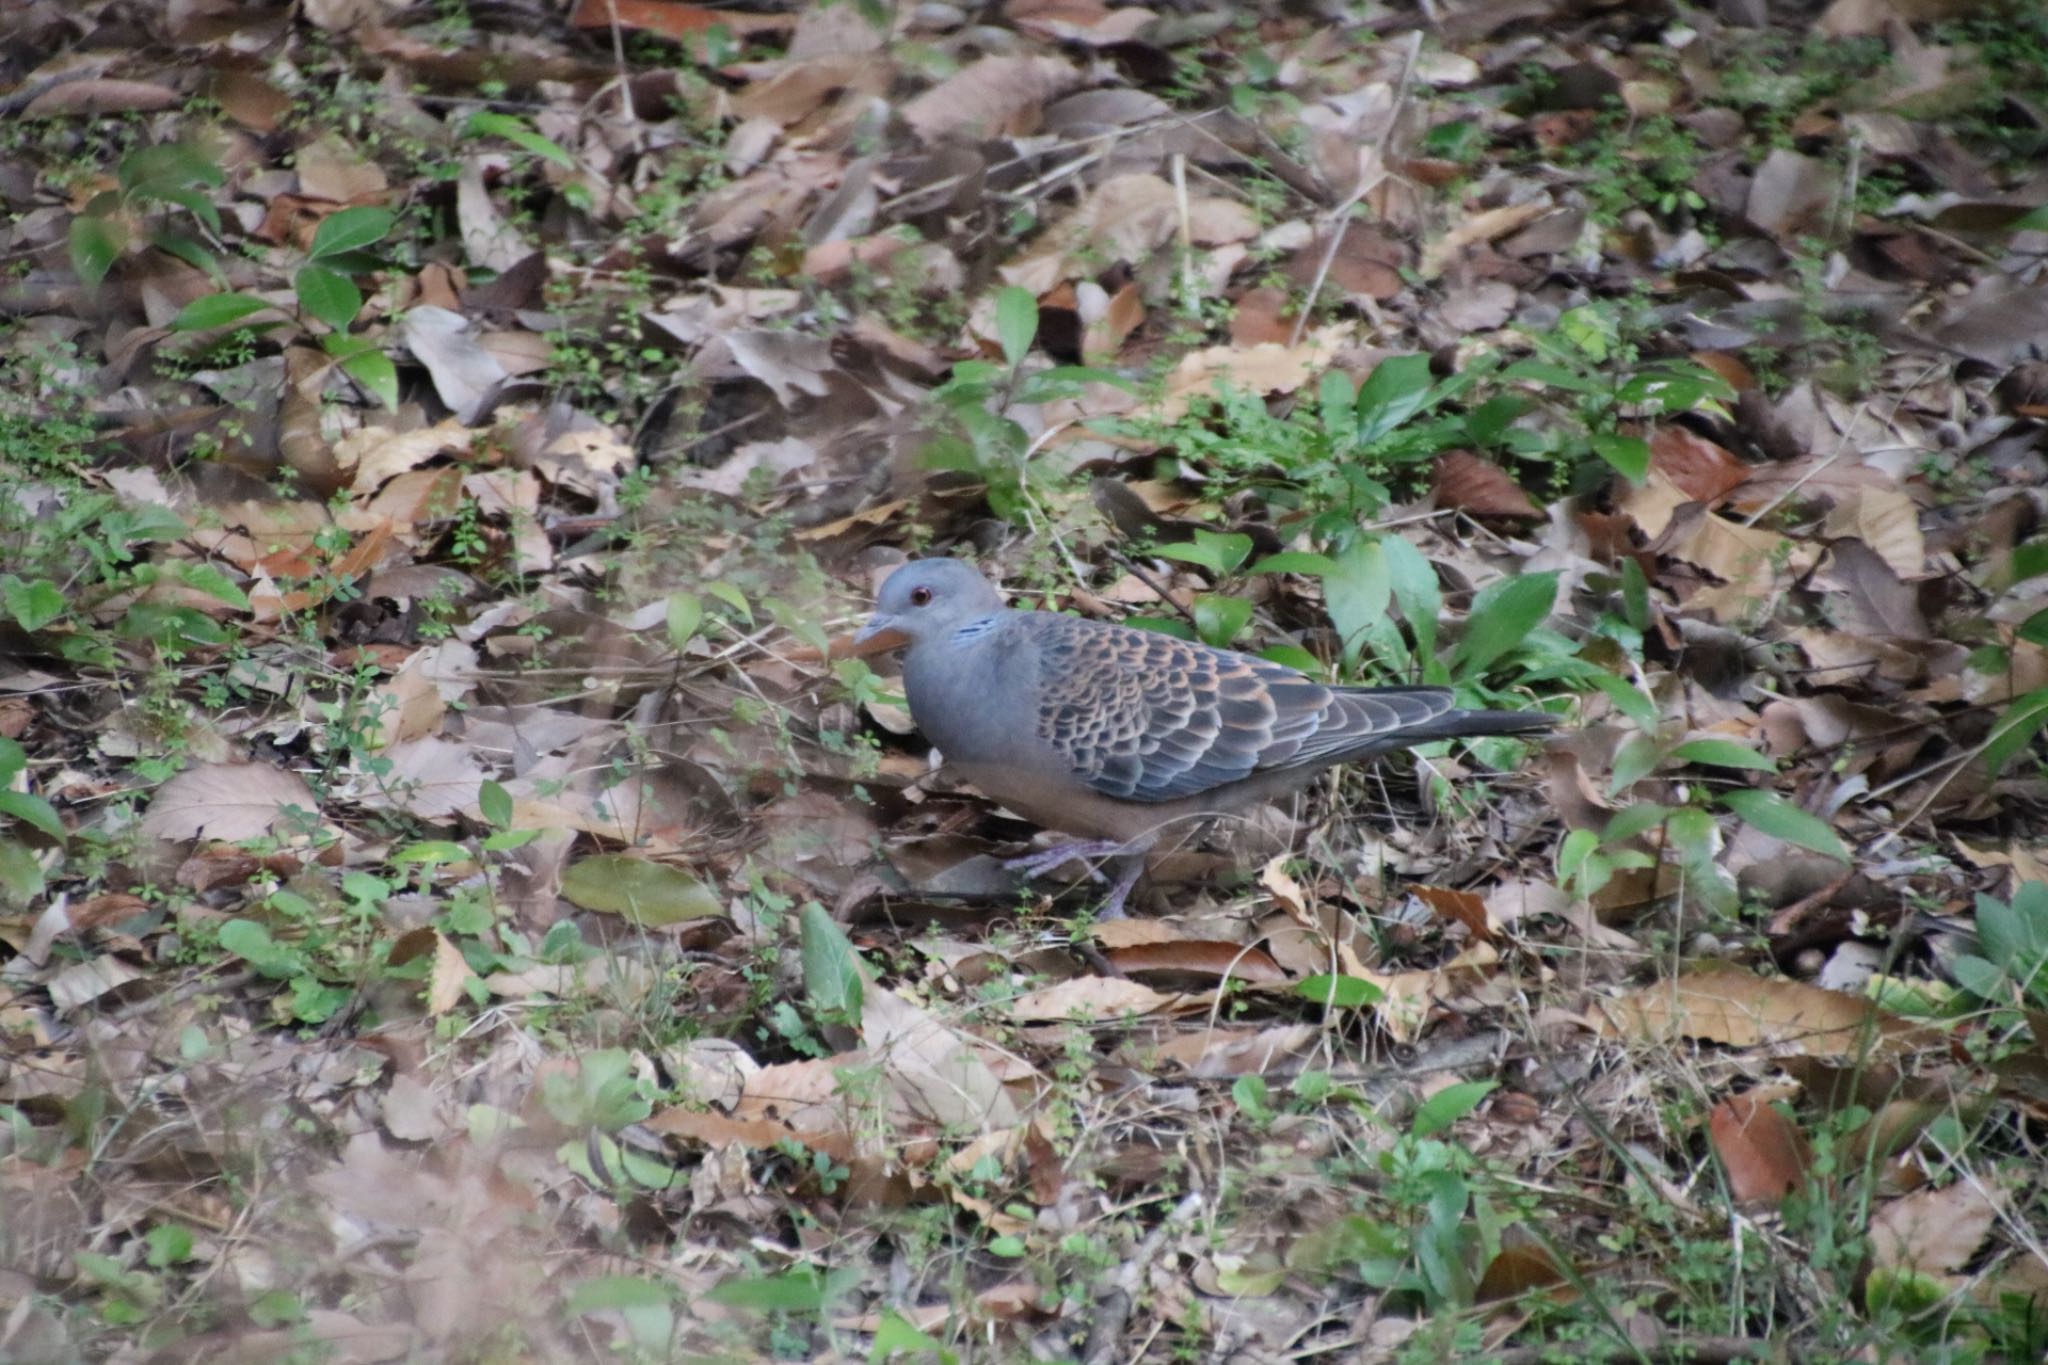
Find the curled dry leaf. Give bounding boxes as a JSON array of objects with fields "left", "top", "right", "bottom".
[
  {"left": 1433, "top": 451, "right": 1539, "bottom": 520},
  {"left": 1601, "top": 964, "right": 1927, "bottom": 1056}
]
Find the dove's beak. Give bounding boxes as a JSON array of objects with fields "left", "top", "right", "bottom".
[{"left": 852, "top": 614, "right": 910, "bottom": 654}]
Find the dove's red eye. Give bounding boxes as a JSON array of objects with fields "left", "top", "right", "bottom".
[{"left": 909, "top": 586, "right": 934, "bottom": 606}]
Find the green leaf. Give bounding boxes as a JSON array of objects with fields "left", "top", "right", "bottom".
[
  {"left": 1, "top": 576, "right": 66, "bottom": 632},
  {"left": 172, "top": 293, "right": 276, "bottom": 331},
  {"left": 1582, "top": 670, "right": 1658, "bottom": 729},
  {"left": 565, "top": 1275, "right": 672, "bottom": 1315},
  {"left": 0, "top": 838, "right": 43, "bottom": 906},
  {"left": 706, "top": 1267, "right": 833, "bottom": 1313},
  {"left": 0, "top": 739, "right": 21, "bottom": 784},
  {"left": 1670, "top": 738, "right": 1776, "bottom": 772},
  {"left": 1411, "top": 1079, "right": 1496, "bottom": 1137},
  {"left": 0, "top": 791, "right": 65, "bottom": 841},
  {"left": 177, "top": 562, "right": 250, "bottom": 610},
  {"left": 334, "top": 344, "right": 398, "bottom": 409},
  {"left": 1983, "top": 687, "right": 2048, "bottom": 774},
  {"left": 295, "top": 264, "right": 362, "bottom": 330},
  {"left": 2019, "top": 607, "right": 2048, "bottom": 649},
  {"left": 560, "top": 854, "right": 722, "bottom": 925},
  {"left": 464, "top": 110, "right": 577, "bottom": 168},
  {"left": 1589, "top": 433, "right": 1650, "bottom": 483},
  {"left": 69, "top": 214, "right": 127, "bottom": 287},
  {"left": 1600, "top": 803, "right": 1672, "bottom": 844},
  {"left": 801, "top": 901, "right": 864, "bottom": 1019},
  {"left": 1354, "top": 353, "right": 1435, "bottom": 445},
  {"left": 1619, "top": 556, "right": 1650, "bottom": 632},
  {"left": 1450, "top": 572, "right": 1557, "bottom": 679},
  {"left": 666, "top": 592, "right": 704, "bottom": 651},
  {"left": 1154, "top": 529, "right": 1252, "bottom": 577},
  {"left": 1608, "top": 733, "right": 1665, "bottom": 794},
  {"left": 217, "top": 919, "right": 301, "bottom": 978},
  {"left": 478, "top": 779, "right": 514, "bottom": 829},
  {"left": 1247, "top": 551, "right": 1336, "bottom": 576},
  {"left": 1382, "top": 534, "right": 1441, "bottom": 668},
  {"left": 2009, "top": 203, "right": 2048, "bottom": 233},
  {"left": 1718, "top": 788, "right": 1850, "bottom": 862},
  {"left": 1325, "top": 538, "right": 1391, "bottom": 668},
  {"left": 1296, "top": 973, "right": 1383, "bottom": 1008},
  {"left": 1259, "top": 643, "right": 1326, "bottom": 677},
  {"left": 871, "top": 1309, "right": 957, "bottom": 1365},
  {"left": 706, "top": 580, "right": 753, "bottom": 623},
  {"left": 308, "top": 205, "right": 394, "bottom": 259},
  {"left": 993, "top": 285, "right": 1038, "bottom": 368},
  {"left": 1192, "top": 593, "right": 1251, "bottom": 648}
]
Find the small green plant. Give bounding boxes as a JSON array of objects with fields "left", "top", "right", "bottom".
[
  {"left": 921, "top": 286, "right": 1132, "bottom": 520},
  {"left": 68, "top": 142, "right": 227, "bottom": 286},
  {"left": 171, "top": 205, "right": 399, "bottom": 408}
]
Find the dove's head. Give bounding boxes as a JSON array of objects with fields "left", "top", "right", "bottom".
[{"left": 856, "top": 558, "right": 1005, "bottom": 648}]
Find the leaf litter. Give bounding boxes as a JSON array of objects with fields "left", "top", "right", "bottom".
[{"left": 1, "top": 0, "right": 2047, "bottom": 1359}]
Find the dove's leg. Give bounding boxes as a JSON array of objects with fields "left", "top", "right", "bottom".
[
  {"left": 1002, "top": 839, "right": 1128, "bottom": 882},
  {"left": 1097, "top": 853, "right": 1147, "bottom": 920}
]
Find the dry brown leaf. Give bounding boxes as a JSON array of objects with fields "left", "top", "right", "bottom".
[
  {"left": 140, "top": 763, "right": 320, "bottom": 843},
  {"left": 1420, "top": 201, "right": 1550, "bottom": 277},
  {"left": 901, "top": 54, "right": 1082, "bottom": 143},
  {"left": 1709, "top": 1092, "right": 1812, "bottom": 1206},
  {"left": 1650, "top": 426, "right": 1751, "bottom": 505},
  {"left": 1009, "top": 975, "right": 1179, "bottom": 1023},
  {"left": 1870, "top": 1179, "right": 2006, "bottom": 1276},
  {"left": 1104, "top": 940, "right": 1288, "bottom": 985},
  {"left": 1142, "top": 1023, "right": 1319, "bottom": 1077},
  {"left": 428, "top": 931, "right": 473, "bottom": 1016},
  {"left": 1822, "top": 486, "right": 1926, "bottom": 579},
  {"left": 1433, "top": 451, "right": 1540, "bottom": 520},
  {"left": 1144, "top": 325, "right": 1354, "bottom": 423},
  {"left": 1601, "top": 965, "right": 1923, "bottom": 1056},
  {"left": 861, "top": 986, "right": 1022, "bottom": 1131}
]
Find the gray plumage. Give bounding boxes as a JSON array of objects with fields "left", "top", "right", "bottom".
[{"left": 857, "top": 557, "right": 1547, "bottom": 914}]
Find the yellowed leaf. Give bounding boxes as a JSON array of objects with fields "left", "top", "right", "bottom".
[{"left": 428, "top": 931, "right": 472, "bottom": 1016}]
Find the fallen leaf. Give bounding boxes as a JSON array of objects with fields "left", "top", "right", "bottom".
[{"left": 1709, "top": 1092, "right": 1812, "bottom": 1206}]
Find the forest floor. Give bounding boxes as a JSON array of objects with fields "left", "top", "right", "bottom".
[{"left": 4, "top": 0, "right": 2048, "bottom": 1360}]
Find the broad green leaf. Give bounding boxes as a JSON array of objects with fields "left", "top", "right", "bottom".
[
  {"left": 1155, "top": 529, "right": 1252, "bottom": 576},
  {"left": 335, "top": 345, "right": 398, "bottom": 409},
  {"left": 1983, "top": 687, "right": 2048, "bottom": 774},
  {"left": 1325, "top": 537, "right": 1391, "bottom": 668},
  {"left": 666, "top": 593, "right": 703, "bottom": 650},
  {"left": 2019, "top": 606, "right": 2048, "bottom": 649},
  {"left": 0, "top": 791, "right": 65, "bottom": 841},
  {"left": 172, "top": 293, "right": 276, "bottom": 331},
  {"left": 1259, "top": 643, "right": 1326, "bottom": 677},
  {"left": 1583, "top": 671, "right": 1658, "bottom": 729},
  {"left": 0, "top": 838, "right": 43, "bottom": 905},
  {"left": 1718, "top": 788, "right": 1850, "bottom": 862},
  {"left": 1382, "top": 534, "right": 1441, "bottom": 667},
  {"left": 1556, "top": 827, "right": 1599, "bottom": 883},
  {"left": 308, "top": 205, "right": 394, "bottom": 259},
  {"left": 1411, "top": 1079, "right": 1496, "bottom": 1137},
  {"left": 1, "top": 577, "right": 65, "bottom": 632},
  {"left": 217, "top": 919, "right": 300, "bottom": 978},
  {"left": 800, "top": 901, "right": 864, "bottom": 1018},
  {"left": 1670, "top": 738, "right": 1775, "bottom": 772},
  {"left": 479, "top": 779, "right": 514, "bottom": 829},
  {"left": 69, "top": 214, "right": 126, "bottom": 287},
  {"left": 1247, "top": 551, "right": 1336, "bottom": 576},
  {"left": 1589, "top": 433, "right": 1650, "bottom": 483},
  {"left": 1354, "top": 353, "right": 1435, "bottom": 444},
  {"left": 0, "top": 739, "right": 22, "bottom": 783},
  {"left": 1608, "top": 734, "right": 1664, "bottom": 795},
  {"left": 707, "top": 1267, "right": 851, "bottom": 1313},
  {"left": 295, "top": 264, "right": 361, "bottom": 331},
  {"left": 565, "top": 1275, "right": 671, "bottom": 1314},
  {"left": 993, "top": 285, "right": 1038, "bottom": 368},
  {"left": 2009, "top": 203, "right": 2048, "bottom": 233},
  {"left": 178, "top": 562, "right": 250, "bottom": 610},
  {"left": 1450, "top": 572, "right": 1557, "bottom": 679},
  {"left": 1600, "top": 803, "right": 1672, "bottom": 844},
  {"left": 1297, "top": 973, "right": 1383, "bottom": 1008},
  {"left": 560, "top": 854, "right": 722, "bottom": 925},
  {"left": 706, "top": 580, "right": 753, "bottom": 623},
  {"left": 1193, "top": 593, "right": 1251, "bottom": 648},
  {"left": 465, "top": 110, "right": 576, "bottom": 167}
]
